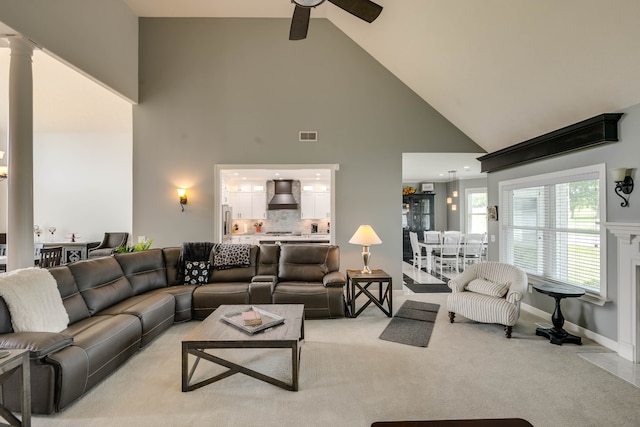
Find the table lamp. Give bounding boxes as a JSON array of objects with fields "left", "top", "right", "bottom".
[{"left": 349, "top": 225, "right": 382, "bottom": 274}]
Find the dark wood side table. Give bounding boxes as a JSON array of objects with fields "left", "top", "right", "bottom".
[
  {"left": 533, "top": 282, "right": 585, "bottom": 345},
  {"left": 0, "top": 349, "right": 30, "bottom": 427},
  {"left": 346, "top": 269, "right": 393, "bottom": 318}
]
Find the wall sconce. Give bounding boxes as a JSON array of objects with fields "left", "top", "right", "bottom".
[
  {"left": 177, "top": 188, "right": 187, "bottom": 212},
  {"left": 611, "top": 168, "right": 634, "bottom": 207},
  {"left": 349, "top": 224, "right": 382, "bottom": 274},
  {"left": 0, "top": 151, "right": 6, "bottom": 181}
]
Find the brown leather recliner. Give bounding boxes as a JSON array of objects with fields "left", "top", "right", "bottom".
[{"left": 270, "top": 244, "right": 346, "bottom": 318}]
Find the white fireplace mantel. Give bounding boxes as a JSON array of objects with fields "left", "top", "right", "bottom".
[{"left": 603, "top": 222, "right": 640, "bottom": 363}]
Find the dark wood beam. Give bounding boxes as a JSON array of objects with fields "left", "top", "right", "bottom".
[{"left": 478, "top": 113, "right": 624, "bottom": 173}]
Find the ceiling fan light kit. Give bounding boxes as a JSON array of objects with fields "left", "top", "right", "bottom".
[{"left": 289, "top": 0, "right": 383, "bottom": 41}]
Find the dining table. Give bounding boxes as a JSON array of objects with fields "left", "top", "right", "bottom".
[
  {"left": 416, "top": 241, "right": 488, "bottom": 273},
  {"left": 416, "top": 242, "right": 440, "bottom": 272}
]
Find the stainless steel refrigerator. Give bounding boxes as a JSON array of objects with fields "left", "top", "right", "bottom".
[{"left": 222, "top": 204, "right": 232, "bottom": 242}]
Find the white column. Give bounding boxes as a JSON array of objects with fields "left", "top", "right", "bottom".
[
  {"left": 7, "top": 36, "right": 35, "bottom": 271},
  {"left": 603, "top": 222, "right": 640, "bottom": 363}
]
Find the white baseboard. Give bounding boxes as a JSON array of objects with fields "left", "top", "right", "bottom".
[{"left": 520, "top": 303, "right": 618, "bottom": 352}]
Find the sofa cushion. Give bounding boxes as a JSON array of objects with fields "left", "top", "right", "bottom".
[
  {"left": 68, "top": 257, "right": 133, "bottom": 316},
  {"left": 114, "top": 249, "right": 168, "bottom": 294},
  {"left": 278, "top": 245, "right": 334, "bottom": 282},
  {"left": 98, "top": 293, "right": 175, "bottom": 347},
  {"left": 192, "top": 283, "right": 250, "bottom": 320},
  {"left": 184, "top": 260, "right": 211, "bottom": 285},
  {"left": 273, "top": 282, "right": 345, "bottom": 319},
  {"left": 48, "top": 266, "right": 91, "bottom": 324},
  {"left": 466, "top": 278, "right": 510, "bottom": 298},
  {"left": 148, "top": 285, "right": 197, "bottom": 322},
  {"left": 257, "top": 244, "right": 280, "bottom": 276},
  {"left": 162, "top": 247, "right": 182, "bottom": 286},
  {"left": 56, "top": 314, "right": 141, "bottom": 402}
]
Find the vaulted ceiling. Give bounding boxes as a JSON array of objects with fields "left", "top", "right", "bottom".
[
  {"left": 1, "top": 0, "right": 639, "bottom": 167},
  {"left": 121, "top": 0, "right": 640, "bottom": 155}
]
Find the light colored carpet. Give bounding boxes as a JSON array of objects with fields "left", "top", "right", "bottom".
[{"left": 32, "top": 293, "right": 640, "bottom": 427}]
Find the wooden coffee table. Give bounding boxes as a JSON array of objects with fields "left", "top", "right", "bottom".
[
  {"left": 0, "top": 349, "right": 30, "bottom": 427},
  {"left": 182, "top": 304, "right": 304, "bottom": 392}
]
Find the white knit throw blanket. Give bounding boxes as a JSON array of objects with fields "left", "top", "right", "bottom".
[{"left": 0, "top": 267, "right": 69, "bottom": 332}]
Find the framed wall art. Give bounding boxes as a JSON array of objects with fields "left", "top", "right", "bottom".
[{"left": 488, "top": 206, "right": 498, "bottom": 221}]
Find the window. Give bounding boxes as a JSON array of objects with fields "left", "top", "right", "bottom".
[
  {"left": 500, "top": 165, "right": 606, "bottom": 299},
  {"left": 466, "top": 188, "right": 487, "bottom": 234}
]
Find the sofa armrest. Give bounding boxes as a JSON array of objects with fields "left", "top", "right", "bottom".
[
  {"left": 0, "top": 332, "right": 73, "bottom": 359},
  {"left": 506, "top": 290, "right": 524, "bottom": 304},
  {"left": 447, "top": 268, "right": 478, "bottom": 292},
  {"left": 323, "top": 271, "right": 346, "bottom": 288},
  {"left": 251, "top": 275, "right": 277, "bottom": 284},
  {"left": 249, "top": 275, "right": 277, "bottom": 304}
]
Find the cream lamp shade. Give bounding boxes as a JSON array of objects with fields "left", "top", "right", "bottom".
[{"left": 349, "top": 225, "right": 382, "bottom": 273}]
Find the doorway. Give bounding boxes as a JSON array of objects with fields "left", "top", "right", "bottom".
[{"left": 213, "top": 164, "right": 339, "bottom": 244}]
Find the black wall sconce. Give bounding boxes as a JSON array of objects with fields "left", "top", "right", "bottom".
[
  {"left": 611, "top": 168, "right": 634, "bottom": 207},
  {"left": 177, "top": 188, "right": 187, "bottom": 212}
]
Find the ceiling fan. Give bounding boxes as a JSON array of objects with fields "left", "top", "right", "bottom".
[{"left": 289, "top": 0, "right": 383, "bottom": 41}]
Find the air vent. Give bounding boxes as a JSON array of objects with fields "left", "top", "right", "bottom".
[{"left": 299, "top": 131, "right": 318, "bottom": 142}]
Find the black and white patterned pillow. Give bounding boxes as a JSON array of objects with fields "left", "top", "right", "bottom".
[
  {"left": 213, "top": 244, "right": 251, "bottom": 270},
  {"left": 184, "top": 260, "right": 211, "bottom": 285}
]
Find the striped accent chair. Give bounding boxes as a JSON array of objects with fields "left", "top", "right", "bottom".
[{"left": 447, "top": 262, "right": 528, "bottom": 338}]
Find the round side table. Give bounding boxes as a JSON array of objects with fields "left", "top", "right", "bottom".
[{"left": 533, "top": 282, "right": 585, "bottom": 345}]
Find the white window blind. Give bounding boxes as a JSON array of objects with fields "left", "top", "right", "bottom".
[{"left": 500, "top": 166, "right": 605, "bottom": 294}]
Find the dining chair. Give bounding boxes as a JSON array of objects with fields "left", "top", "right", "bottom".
[
  {"left": 423, "top": 231, "right": 441, "bottom": 272},
  {"left": 424, "top": 230, "right": 442, "bottom": 245},
  {"left": 461, "top": 233, "right": 485, "bottom": 269},
  {"left": 409, "top": 231, "right": 429, "bottom": 271},
  {"left": 34, "top": 242, "right": 44, "bottom": 262},
  {"left": 39, "top": 246, "right": 63, "bottom": 268},
  {"left": 434, "top": 232, "right": 462, "bottom": 275}
]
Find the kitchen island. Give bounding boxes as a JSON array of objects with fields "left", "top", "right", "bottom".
[{"left": 228, "top": 233, "right": 330, "bottom": 245}]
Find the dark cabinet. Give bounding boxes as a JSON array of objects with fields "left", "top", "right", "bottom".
[{"left": 402, "top": 193, "right": 435, "bottom": 259}]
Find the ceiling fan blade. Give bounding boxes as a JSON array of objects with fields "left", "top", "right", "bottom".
[
  {"left": 289, "top": 5, "right": 311, "bottom": 40},
  {"left": 328, "top": 0, "right": 382, "bottom": 23}
]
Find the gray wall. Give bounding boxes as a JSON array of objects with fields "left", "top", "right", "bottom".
[
  {"left": 486, "top": 103, "right": 640, "bottom": 340},
  {"left": 0, "top": 0, "right": 138, "bottom": 102},
  {"left": 135, "top": 18, "right": 483, "bottom": 286}
]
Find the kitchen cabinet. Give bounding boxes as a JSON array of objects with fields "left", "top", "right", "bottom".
[
  {"left": 228, "top": 193, "right": 252, "bottom": 219},
  {"left": 301, "top": 192, "right": 330, "bottom": 219},
  {"left": 228, "top": 191, "right": 266, "bottom": 220},
  {"left": 251, "top": 192, "right": 267, "bottom": 220},
  {"left": 402, "top": 193, "right": 435, "bottom": 260}
]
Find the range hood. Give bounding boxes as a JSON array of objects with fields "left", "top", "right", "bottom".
[{"left": 268, "top": 179, "right": 298, "bottom": 210}]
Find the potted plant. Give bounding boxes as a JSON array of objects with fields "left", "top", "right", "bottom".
[
  {"left": 116, "top": 239, "right": 153, "bottom": 253},
  {"left": 254, "top": 222, "right": 263, "bottom": 233}
]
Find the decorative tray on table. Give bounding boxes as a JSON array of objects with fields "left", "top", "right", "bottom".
[{"left": 221, "top": 306, "right": 285, "bottom": 334}]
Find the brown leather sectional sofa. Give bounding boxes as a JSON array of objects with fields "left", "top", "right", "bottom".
[{"left": 0, "top": 243, "right": 345, "bottom": 414}]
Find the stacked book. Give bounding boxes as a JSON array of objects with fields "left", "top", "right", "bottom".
[{"left": 241, "top": 308, "right": 262, "bottom": 326}]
